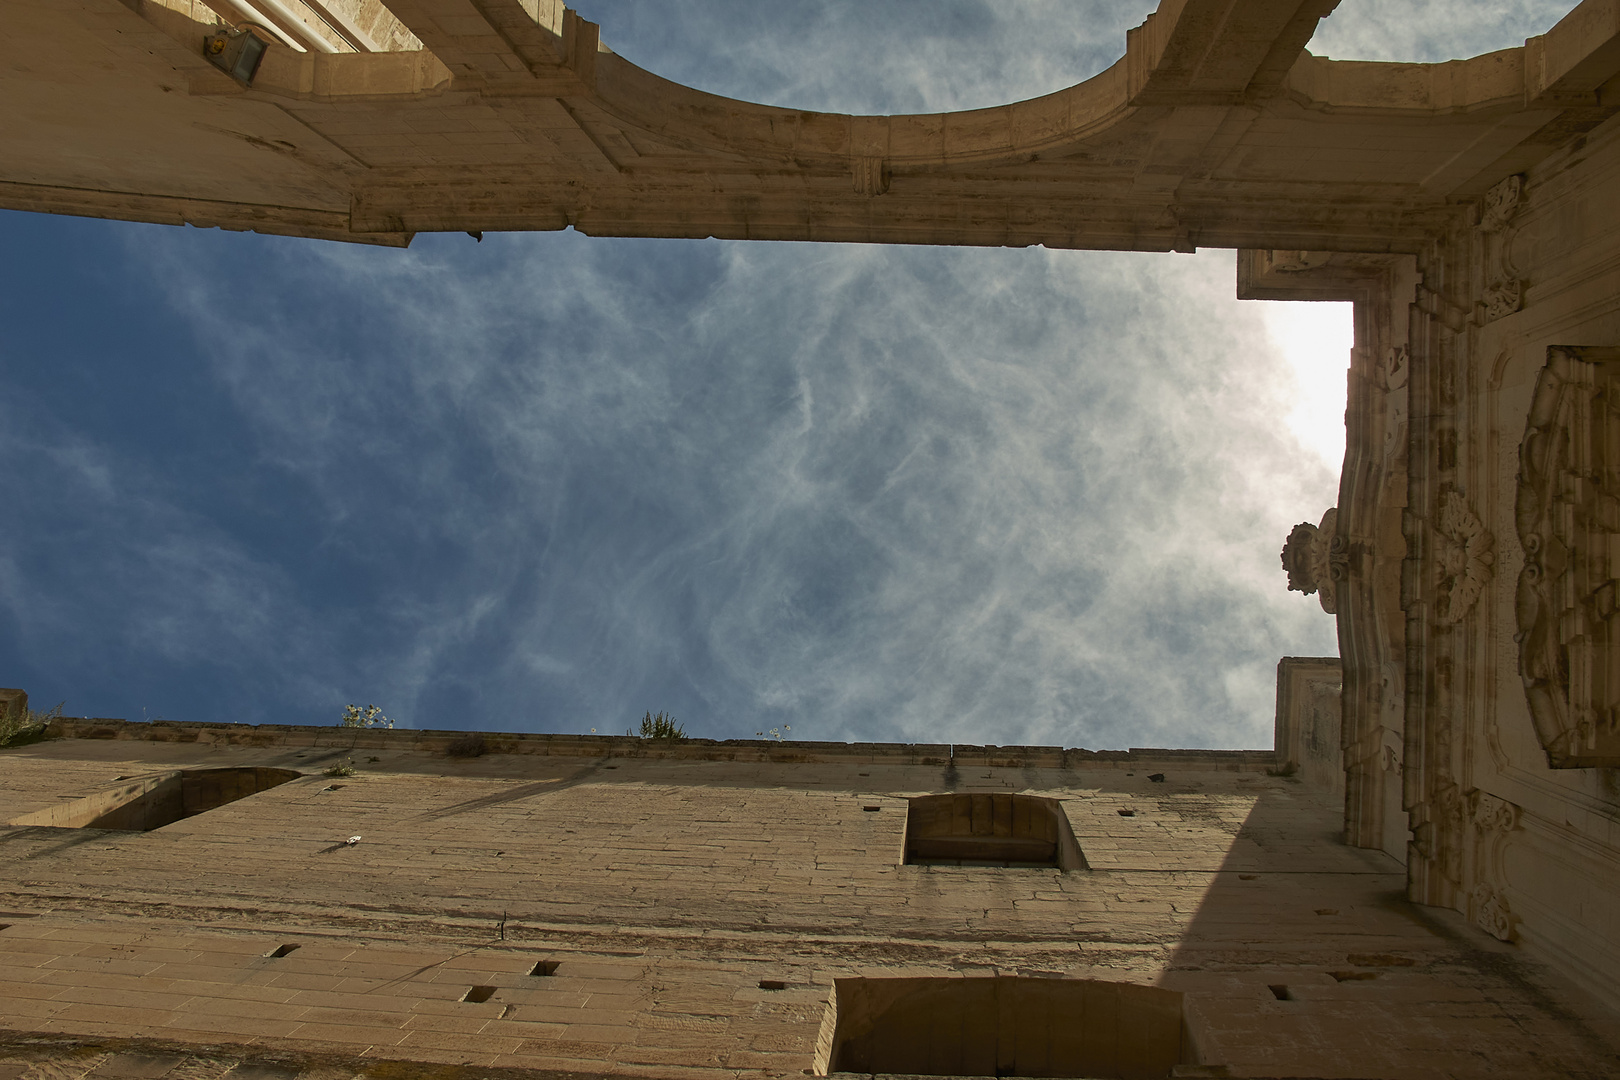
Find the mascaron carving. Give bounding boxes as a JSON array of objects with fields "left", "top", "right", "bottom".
[
  {"left": 1283, "top": 508, "right": 1339, "bottom": 614},
  {"left": 1437, "top": 491, "right": 1494, "bottom": 624},
  {"left": 1515, "top": 346, "right": 1620, "bottom": 767}
]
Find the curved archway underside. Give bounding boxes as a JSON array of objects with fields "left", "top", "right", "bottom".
[{"left": 1, "top": 0, "right": 1617, "bottom": 248}]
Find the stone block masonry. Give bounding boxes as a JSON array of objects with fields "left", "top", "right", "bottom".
[{"left": 2, "top": 720, "right": 1617, "bottom": 1078}]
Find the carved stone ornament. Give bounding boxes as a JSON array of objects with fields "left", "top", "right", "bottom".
[
  {"left": 1469, "top": 789, "right": 1520, "bottom": 834},
  {"left": 1436, "top": 490, "right": 1494, "bottom": 624},
  {"left": 1470, "top": 883, "right": 1517, "bottom": 942},
  {"left": 1477, "top": 174, "right": 1527, "bottom": 322},
  {"left": 852, "top": 156, "right": 890, "bottom": 197},
  {"left": 1477, "top": 174, "right": 1524, "bottom": 233},
  {"left": 1282, "top": 508, "right": 1338, "bottom": 613},
  {"left": 1266, "top": 250, "right": 1332, "bottom": 273},
  {"left": 1465, "top": 788, "right": 1522, "bottom": 942},
  {"left": 1515, "top": 346, "right": 1620, "bottom": 767},
  {"left": 1483, "top": 279, "right": 1523, "bottom": 321},
  {"left": 1381, "top": 345, "right": 1409, "bottom": 391}
]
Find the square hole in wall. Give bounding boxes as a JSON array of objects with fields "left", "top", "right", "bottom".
[
  {"left": 816, "top": 976, "right": 1191, "bottom": 1078},
  {"left": 463, "top": 986, "right": 496, "bottom": 1003},
  {"left": 903, "top": 794, "right": 1086, "bottom": 869},
  {"left": 5, "top": 767, "right": 302, "bottom": 832},
  {"left": 530, "top": 960, "right": 559, "bottom": 976}
]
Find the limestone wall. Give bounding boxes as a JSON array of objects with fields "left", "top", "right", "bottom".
[{"left": 2, "top": 724, "right": 1617, "bottom": 1078}]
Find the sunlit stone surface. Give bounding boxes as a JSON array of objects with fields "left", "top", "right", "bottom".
[{"left": 3, "top": 0, "right": 1620, "bottom": 1075}]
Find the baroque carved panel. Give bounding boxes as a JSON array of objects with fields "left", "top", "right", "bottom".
[{"left": 1515, "top": 346, "right": 1620, "bottom": 767}]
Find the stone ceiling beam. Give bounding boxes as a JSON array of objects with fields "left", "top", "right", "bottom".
[{"left": 1126, "top": 0, "right": 1344, "bottom": 105}]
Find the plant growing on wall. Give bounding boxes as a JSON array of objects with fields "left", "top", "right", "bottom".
[
  {"left": 340, "top": 704, "right": 392, "bottom": 728},
  {"left": 637, "top": 711, "right": 685, "bottom": 739},
  {"left": 1, "top": 701, "right": 62, "bottom": 747}
]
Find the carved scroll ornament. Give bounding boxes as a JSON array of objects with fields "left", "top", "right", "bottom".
[
  {"left": 1477, "top": 174, "right": 1523, "bottom": 234},
  {"left": 1282, "top": 508, "right": 1339, "bottom": 614},
  {"left": 1477, "top": 174, "right": 1526, "bottom": 322},
  {"left": 1466, "top": 789, "right": 1522, "bottom": 942},
  {"left": 1515, "top": 346, "right": 1620, "bottom": 767}
]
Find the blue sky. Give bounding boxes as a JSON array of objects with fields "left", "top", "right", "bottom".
[{"left": 0, "top": 1, "right": 1574, "bottom": 747}]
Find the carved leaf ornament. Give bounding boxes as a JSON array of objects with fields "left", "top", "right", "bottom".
[
  {"left": 1515, "top": 346, "right": 1620, "bottom": 767},
  {"left": 1437, "top": 491, "right": 1493, "bottom": 623},
  {"left": 1282, "top": 508, "right": 1338, "bottom": 614}
]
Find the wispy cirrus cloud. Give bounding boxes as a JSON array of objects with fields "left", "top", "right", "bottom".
[{"left": 1, "top": 2, "right": 1568, "bottom": 744}]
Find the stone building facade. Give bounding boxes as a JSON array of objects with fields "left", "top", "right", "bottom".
[
  {"left": 4, "top": 0, "right": 1620, "bottom": 1075},
  {"left": 0, "top": 716, "right": 1617, "bottom": 1079}
]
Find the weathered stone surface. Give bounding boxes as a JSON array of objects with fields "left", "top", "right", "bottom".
[
  {"left": 2, "top": 721, "right": 1619, "bottom": 1078},
  {"left": 4, "top": 0, "right": 1619, "bottom": 249},
  {"left": 6, "top": 0, "right": 1620, "bottom": 1073}
]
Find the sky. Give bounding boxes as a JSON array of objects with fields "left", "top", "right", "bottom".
[{"left": 0, "top": 1, "right": 1576, "bottom": 748}]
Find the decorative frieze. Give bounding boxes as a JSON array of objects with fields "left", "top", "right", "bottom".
[{"left": 1515, "top": 346, "right": 1620, "bottom": 767}]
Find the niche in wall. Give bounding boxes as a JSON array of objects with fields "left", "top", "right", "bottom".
[
  {"left": 815, "top": 976, "right": 1189, "bottom": 1079},
  {"left": 6, "top": 767, "right": 302, "bottom": 831},
  {"left": 903, "top": 793, "right": 1086, "bottom": 869}
]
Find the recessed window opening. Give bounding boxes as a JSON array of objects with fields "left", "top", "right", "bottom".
[
  {"left": 4, "top": 768, "right": 302, "bottom": 832},
  {"left": 463, "top": 985, "right": 496, "bottom": 1003},
  {"left": 817, "top": 976, "right": 1191, "bottom": 1079},
  {"left": 904, "top": 794, "right": 1085, "bottom": 869},
  {"left": 529, "top": 960, "right": 559, "bottom": 977},
  {"left": 1268, "top": 985, "right": 1291, "bottom": 1001},
  {"left": 759, "top": 979, "right": 787, "bottom": 990},
  {"left": 266, "top": 944, "right": 300, "bottom": 958}
]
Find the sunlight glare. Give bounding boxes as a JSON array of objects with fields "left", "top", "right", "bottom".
[{"left": 1260, "top": 302, "right": 1354, "bottom": 472}]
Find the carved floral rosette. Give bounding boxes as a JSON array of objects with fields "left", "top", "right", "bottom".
[{"left": 1515, "top": 346, "right": 1620, "bottom": 767}]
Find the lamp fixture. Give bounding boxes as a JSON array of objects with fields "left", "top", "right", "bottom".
[{"left": 205, "top": 24, "right": 271, "bottom": 84}]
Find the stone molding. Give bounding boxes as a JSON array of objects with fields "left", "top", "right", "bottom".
[{"left": 1273, "top": 657, "right": 1344, "bottom": 801}]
